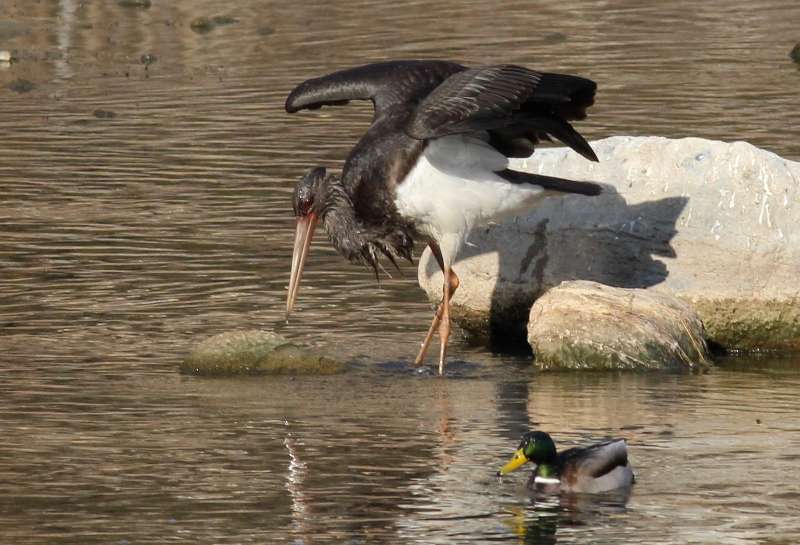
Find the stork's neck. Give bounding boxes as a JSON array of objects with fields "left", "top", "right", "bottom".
[
  {"left": 318, "top": 175, "right": 411, "bottom": 273},
  {"left": 319, "top": 177, "right": 367, "bottom": 261}
]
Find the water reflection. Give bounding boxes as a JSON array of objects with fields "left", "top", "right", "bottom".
[
  {"left": 284, "top": 422, "right": 311, "bottom": 538},
  {"left": 501, "top": 488, "right": 633, "bottom": 545}
]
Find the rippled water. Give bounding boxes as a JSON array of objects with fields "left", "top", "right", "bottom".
[{"left": 1, "top": 0, "right": 799, "bottom": 543}]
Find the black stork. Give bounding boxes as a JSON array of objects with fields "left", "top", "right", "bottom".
[{"left": 284, "top": 60, "right": 602, "bottom": 375}]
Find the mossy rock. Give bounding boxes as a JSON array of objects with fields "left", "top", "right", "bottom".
[
  {"left": 688, "top": 297, "right": 800, "bottom": 352},
  {"left": 181, "top": 330, "right": 344, "bottom": 376},
  {"left": 529, "top": 281, "right": 711, "bottom": 371}
]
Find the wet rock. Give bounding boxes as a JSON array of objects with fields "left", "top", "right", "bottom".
[
  {"left": 181, "top": 330, "right": 344, "bottom": 376},
  {"left": 543, "top": 32, "right": 567, "bottom": 44},
  {"left": 7, "top": 79, "right": 35, "bottom": 93},
  {"left": 93, "top": 109, "right": 116, "bottom": 119},
  {"left": 791, "top": 43, "right": 800, "bottom": 64},
  {"left": 211, "top": 16, "right": 238, "bottom": 26},
  {"left": 528, "top": 281, "right": 710, "bottom": 370},
  {"left": 190, "top": 17, "right": 215, "bottom": 34},
  {"left": 117, "top": 0, "right": 152, "bottom": 8},
  {"left": 418, "top": 136, "right": 800, "bottom": 352},
  {"left": 190, "top": 15, "right": 238, "bottom": 34}
]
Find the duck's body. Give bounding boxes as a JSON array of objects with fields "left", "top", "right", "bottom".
[
  {"left": 285, "top": 60, "right": 602, "bottom": 374},
  {"left": 499, "top": 431, "right": 635, "bottom": 494}
]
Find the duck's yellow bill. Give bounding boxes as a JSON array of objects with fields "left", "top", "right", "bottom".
[{"left": 498, "top": 448, "right": 529, "bottom": 475}]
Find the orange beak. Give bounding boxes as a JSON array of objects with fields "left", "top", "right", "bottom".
[{"left": 286, "top": 213, "right": 319, "bottom": 318}]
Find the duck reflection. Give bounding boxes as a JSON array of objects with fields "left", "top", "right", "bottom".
[{"left": 503, "top": 487, "right": 631, "bottom": 544}]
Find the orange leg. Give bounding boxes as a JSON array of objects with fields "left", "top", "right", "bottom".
[
  {"left": 414, "top": 243, "right": 459, "bottom": 373},
  {"left": 437, "top": 265, "right": 455, "bottom": 375}
]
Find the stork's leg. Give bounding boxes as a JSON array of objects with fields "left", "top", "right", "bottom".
[
  {"left": 414, "top": 243, "right": 459, "bottom": 368},
  {"left": 437, "top": 265, "right": 455, "bottom": 376}
]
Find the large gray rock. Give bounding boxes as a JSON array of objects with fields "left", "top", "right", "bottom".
[
  {"left": 419, "top": 136, "right": 800, "bottom": 351},
  {"left": 528, "top": 281, "right": 710, "bottom": 370}
]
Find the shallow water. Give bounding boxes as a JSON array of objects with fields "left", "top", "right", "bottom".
[{"left": 1, "top": 0, "right": 799, "bottom": 543}]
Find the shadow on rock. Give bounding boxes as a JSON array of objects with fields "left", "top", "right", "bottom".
[{"left": 428, "top": 185, "right": 689, "bottom": 348}]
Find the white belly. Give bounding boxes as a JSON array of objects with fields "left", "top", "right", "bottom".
[{"left": 395, "top": 134, "right": 547, "bottom": 266}]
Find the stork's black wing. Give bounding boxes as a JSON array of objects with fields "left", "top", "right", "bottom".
[
  {"left": 406, "top": 65, "right": 598, "bottom": 161},
  {"left": 285, "top": 60, "right": 466, "bottom": 116}
]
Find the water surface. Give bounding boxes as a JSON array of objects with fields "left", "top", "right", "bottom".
[{"left": 1, "top": 1, "right": 799, "bottom": 543}]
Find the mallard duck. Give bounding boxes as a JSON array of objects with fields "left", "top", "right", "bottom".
[{"left": 498, "top": 431, "right": 635, "bottom": 494}]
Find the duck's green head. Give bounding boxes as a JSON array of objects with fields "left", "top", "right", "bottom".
[{"left": 498, "top": 431, "right": 557, "bottom": 476}]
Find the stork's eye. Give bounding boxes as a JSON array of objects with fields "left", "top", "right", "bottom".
[{"left": 297, "top": 197, "right": 313, "bottom": 216}]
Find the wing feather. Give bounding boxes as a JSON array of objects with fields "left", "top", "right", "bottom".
[
  {"left": 560, "top": 439, "right": 629, "bottom": 481},
  {"left": 497, "top": 169, "right": 602, "bottom": 196},
  {"left": 285, "top": 60, "right": 465, "bottom": 115},
  {"left": 406, "top": 65, "right": 598, "bottom": 161}
]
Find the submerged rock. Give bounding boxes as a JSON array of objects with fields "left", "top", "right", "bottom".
[
  {"left": 211, "top": 16, "right": 238, "bottom": 26},
  {"left": 419, "top": 136, "right": 800, "bottom": 352},
  {"left": 117, "top": 0, "right": 152, "bottom": 8},
  {"left": 791, "top": 43, "right": 800, "bottom": 64},
  {"left": 93, "top": 109, "right": 116, "bottom": 119},
  {"left": 190, "top": 17, "right": 215, "bottom": 34},
  {"left": 190, "top": 15, "right": 238, "bottom": 34},
  {"left": 528, "top": 281, "right": 710, "bottom": 370},
  {"left": 7, "top": 79, "right": 35, "bottom": 93},
  {"left": 181, "top": 330, "right": 343, "bottom": 376},
  {"left": 0, "top": 21, "right": 29, "bottom": 41}
]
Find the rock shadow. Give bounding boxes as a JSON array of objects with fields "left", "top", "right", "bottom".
[{"left": 447, "top": 185, "right": 689, "bottom": 349}]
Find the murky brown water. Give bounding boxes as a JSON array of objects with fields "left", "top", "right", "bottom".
[{"left": 2, "top": 0, "right": 799, "bottom": 543}]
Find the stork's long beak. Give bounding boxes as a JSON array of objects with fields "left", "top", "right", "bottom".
[
  {"left": 497, "top": 448, "right": 530, "bottom": 476},
  {"left": 286, "top": 213, "right": 318, "bottom": 318}
]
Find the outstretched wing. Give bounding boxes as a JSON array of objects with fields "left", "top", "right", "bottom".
[
  {"left": 406, "top": 65, "right": 598, "bottom": 161},
  {"left": 285, "top": 60, "right": 466, "bottom": 115}
]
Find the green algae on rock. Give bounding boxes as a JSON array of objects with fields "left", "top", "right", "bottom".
[
  {"left": 528, "top": 281, "right": 711, "bottom": 370},
  {"left": 688, "top": 297, "right": 800, "bottom": 352},
  {"left": 181, "top": 330, "right": 343, "bottom": 376}
]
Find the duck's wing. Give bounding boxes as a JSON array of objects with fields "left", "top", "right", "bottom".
[
  {"left": 406, "top": 65, "right": 598, "bottom": 161},
  {"left": 559, "top": 439, "right": 632, "bottom": 490},
  {"left": 285, "top": 60, "right": 466, "bottom": 115}
]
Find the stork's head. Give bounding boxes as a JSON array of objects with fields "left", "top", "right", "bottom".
[{"left": 286, "top": 167, "right": 328, "bottom": 317}]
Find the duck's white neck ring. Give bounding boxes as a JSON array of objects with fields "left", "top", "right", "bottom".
[{"left": 534, "top": 476, "right": 561, "bottom": 485}]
